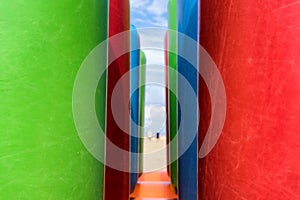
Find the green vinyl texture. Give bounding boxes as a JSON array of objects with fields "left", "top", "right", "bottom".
[
  {"left": 0, "top": 0, "right": 107, "bottom": 199},
  {"left": 139, "top": 50, "right": 146, "bottom": 174},
  {"left": 168, "top": 0, "right": 178, "bottom": 189}
]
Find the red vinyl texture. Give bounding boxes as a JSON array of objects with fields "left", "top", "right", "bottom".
[
  {"left": 104, "top": 0, "right": 130, "bottom": 199},
  {"left": 165, "top": 32, "right": 170, "bottom": 176},
  {"left": 198, "top": 0, "right": 300, "bottom": 199}
]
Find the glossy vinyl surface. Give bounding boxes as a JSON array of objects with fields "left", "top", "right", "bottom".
[
  {"left": 0, "top": 0, "right": 107, "bottom": 199},
  {"left": 139, "top": 50, "right": 146, "bottom": 175},
  {"left": 105, "top": 0, "right": 130, "bottom": 199},
  {"left": 199, "top": 0, "right": 300, "bottom": 199},
  {"left": 165, "top": 32, "right": 170, "bottom": 177},
  {"left": 168, "top": 0, "right": 178, "bottom": 190},
  {"left": 130, "top": 24, "right": 140, "bottom": 193},
  {"left": 177, "top": 0, "right": 199, "bottom": 199}
]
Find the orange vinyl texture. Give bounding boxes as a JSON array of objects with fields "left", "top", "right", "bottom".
[{"left": 130, "top": 172, "right": 178, "bottom": 200}]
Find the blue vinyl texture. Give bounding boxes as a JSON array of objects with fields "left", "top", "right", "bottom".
[
  {"left": 130, "top": 25, "right": 140, "bottom": 193},
  {"left": 177, "top": 0, "right": 199, "bottom": 199}
]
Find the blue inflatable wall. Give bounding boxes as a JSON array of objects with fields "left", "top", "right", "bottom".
[
  {"left": 177, "top": 0, "right": 199, "bottom": 199},
  {"left": 130, "top": 25, "right": 140, "bottom": 192}
]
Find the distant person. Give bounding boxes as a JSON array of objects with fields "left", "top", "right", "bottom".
[{"left": 156, "top": 132, "right": 160, "bottom": 139}]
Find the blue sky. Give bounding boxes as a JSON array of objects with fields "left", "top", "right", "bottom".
[
  {"left": 130, "top": 0, "right": 168, "bottom": 136},
  {"left": 130, "top": 0, "right": 168, "bottom": 28}
]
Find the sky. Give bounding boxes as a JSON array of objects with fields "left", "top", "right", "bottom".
[
  {"left": 130, "top": 0, "right": 168, "bottom": 28},
  {"left": 130, "top": 0, "right": 168, "bottom": 136}
]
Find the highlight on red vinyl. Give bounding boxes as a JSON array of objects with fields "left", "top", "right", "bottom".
[{"left": 105, "top": 0, "right": 130, "bottom": 199}]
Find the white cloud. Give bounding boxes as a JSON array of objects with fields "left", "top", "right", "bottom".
[
  {"left": 152, "top": 16, "right": 168, "bottom": 27},
  {"left": 146, "top": 0, "right": 168, "bottom": 16},
  {"left": 130, "top": 0, "right": 168, "bottom": 28},
  {"left": 130, "top": 0, "right": 150, "bottom": 19},
  {"left": 144, "top": 104, "right": 166, "bottom": 134},
  {"left": 144, "top": 50, "right": 165, "bottom": 65},
  {"left": 138, "top": 28, "right": 167, "bottom": 49},
  {"left": 145, "top": 84, "right": 166, "bottom": 104},
  {"left": 134, "top": 17, "right": 167, "bottom": 27},
  {"left": 130, "top": 0, "right": 150, "bottom": 10}
]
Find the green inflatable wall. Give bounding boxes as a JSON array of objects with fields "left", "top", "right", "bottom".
[
  {"left": 139, "top": 50, "right": 146, "bottom": 174},
  {"left": 168, "top": 0, "right": 178, "bottom": 190},
  {"left": 0, "top": 1, "right": 107, "bottom": 199}
]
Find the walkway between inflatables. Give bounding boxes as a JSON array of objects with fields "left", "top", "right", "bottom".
[{"left": 130, "top": 172, "right": 177, "bottom": 200}]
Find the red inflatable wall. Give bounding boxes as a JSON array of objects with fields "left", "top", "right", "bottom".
[
  {"left": 105, "top": 0, "right": 130, "bottom": 199},
  {"left": 165, "top": 32, "right": 170, "bottom": 176},
  {"left": 198, "top": 0, "right": 300, "bottom": 199}
]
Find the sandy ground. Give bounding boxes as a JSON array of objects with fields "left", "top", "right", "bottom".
[{"left": 143, "top": 136, "right": 167, "bottom": 172}]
